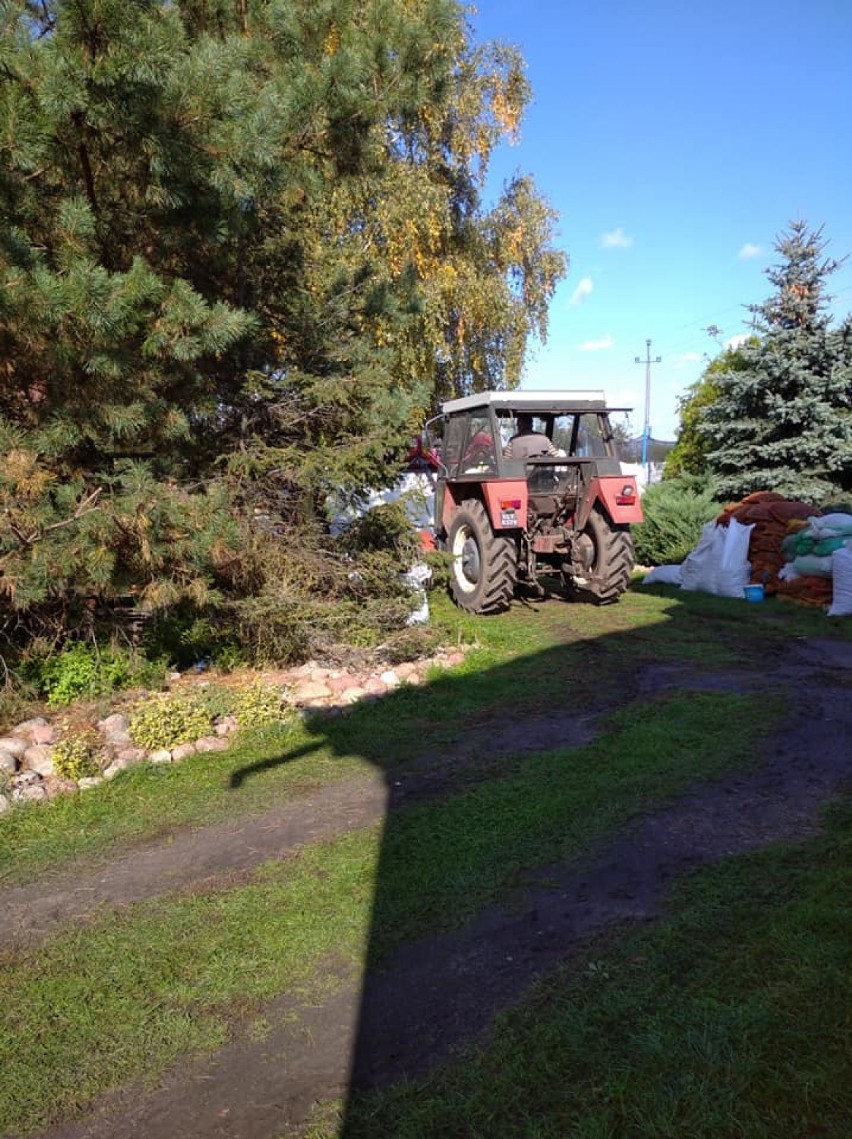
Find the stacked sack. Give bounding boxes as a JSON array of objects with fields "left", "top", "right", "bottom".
[
  {"left": 715, "top": 492, "right": 818, "bottom": 593},
  {"left": 644, "top": 490, "right": 852, "bottom": 613},
  {"left": 779, "top": 512, "right": 852, "bottom": 612}
]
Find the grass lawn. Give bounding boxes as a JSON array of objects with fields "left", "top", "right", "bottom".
[
  {"left": 1, "top": 582, "right": 850, "bottom": 1137},
  {"left": 339, "top": 798, "right": 852, "bottom": 1139}
]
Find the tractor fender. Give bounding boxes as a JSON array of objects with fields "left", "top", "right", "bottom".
[
  {"left": 576, "top": 475, "right": 643, "bottom": 530},
  {"left": 442, "top": 480, "right": 528, "bottom": 533}
]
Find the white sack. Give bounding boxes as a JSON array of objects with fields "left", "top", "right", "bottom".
[
  {"left": 404, "top": 562, "right": 432, "bottom": 625},
  {"left": 807, "top": 513, "right": 852, "bottom": 539},
  {"left": 716, "top": 519, "right": 755, "bottom": 599},
  {"left": 643, "top": 565, "right": 683, "bottom": 585},
  {"left": 679, "top": 520, "right": 753, "bottom": 599},
  {"left": 679, "top": 521, "right": 724, "bottom": 594},
  {"left": 828, "top": 547, "right": 852, "bottom": 617}
]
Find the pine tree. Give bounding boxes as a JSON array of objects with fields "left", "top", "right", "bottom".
[
  {"left": 0, "top": 1, "right": 565, "bottom": 643},
  {"left": 702, "top": 220, "right": 852, "bottom": 503}
]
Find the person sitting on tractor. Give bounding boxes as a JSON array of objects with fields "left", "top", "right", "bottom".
[{"left": 502, "top": 413, "right": 561, "bottom": 460}]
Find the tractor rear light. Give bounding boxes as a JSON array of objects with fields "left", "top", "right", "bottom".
[
  {"left": 615, "top": 484, "right": 636, "bottom": 505},
  {"left": 500, "top": 499, "right": 522, "bottom": 510}
]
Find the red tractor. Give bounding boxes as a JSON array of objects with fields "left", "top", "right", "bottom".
[{"left": 426, "top": 391, "right": 643, "bottom": 614}]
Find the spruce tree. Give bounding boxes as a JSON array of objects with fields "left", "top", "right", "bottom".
[{"left": 702, "top": 220, "right": 852, "bottom": 503}]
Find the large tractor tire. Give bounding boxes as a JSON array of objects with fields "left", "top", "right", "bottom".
[
  {"left": 447, "top": 499, "right": 517, "bottom": 614},
  {"left": 565, "top": 507, "right": 634, "bottom": 604}
]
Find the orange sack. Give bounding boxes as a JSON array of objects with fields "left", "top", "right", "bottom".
[{"left": 715, "top": 491, "right": 823, "bottom": 602}]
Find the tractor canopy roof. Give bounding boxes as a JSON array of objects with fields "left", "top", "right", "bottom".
[{"left": 440, "top": 389, "right": 632, "bottom": 416}]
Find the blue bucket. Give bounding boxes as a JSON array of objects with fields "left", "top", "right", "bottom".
[{"left": 743, "top": 584, "right": 765, "bottom": 603}]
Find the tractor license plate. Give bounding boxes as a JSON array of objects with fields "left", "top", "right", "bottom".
[{"left": 500, "top": 509, "right": 517, "bottom": 527}]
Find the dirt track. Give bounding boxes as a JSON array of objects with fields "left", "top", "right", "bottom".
[{"left": 13, "top": 635, "right": 852, "bottom": 1139}]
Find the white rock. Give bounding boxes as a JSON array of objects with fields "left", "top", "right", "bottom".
[
  {"left": 78, "top": 776, "right": 104, "bottom": 789},
  {"left": 22, "top": 745, "right": 54, "bottom": 777},
  {"left": 98, "top": 713, "right": 130, "bottom": 734},
  {"left": 379, "top": 670, "right": 400, "bottom": 687},
  {"left": 148, "top": 749, "right": 172, "bottom": 765},
  {"left": 297, "top": 681, "right": 332, "bottom": 701},
  {"left": 105, "top": 730, "right": 133, "bottom": 747},
  {"left": 215, "top": 715, "right": 239, "bottom": 737},
  {"left": 11, "top": 716, "right": 48, "bottom": 736},
  {"left": 30, "top": 723, "right": 57, "bottom": 745},
  {"left": 12, "top": 783, "right": 48, "bottom": 803},
  {"left": 0, "top": 749, "right": 18, "bottom": 774},
  {"left": 0, "top": 736, "right": 28, "bottom": 758},
  {"left": 171, "top": 742, "right": 197, "bottom": 761},
  {"left": 11, "top": 770, "right": 41, "bottom": 789},
  {"left": 103, "top": 759, "right": 131, "bottom": 780}
]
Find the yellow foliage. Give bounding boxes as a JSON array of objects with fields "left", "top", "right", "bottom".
[
  {"left": 323, "top": 22, "right": 340, "bottom": 56},
  {"left": 86, "top": 546, "right": 111, "bottom": 571},
  {"left": 503, "top": 223, "right": 527, "bottom": 265},
  {"left": 187, "top": 577, "right": 212, "bottom": 606},
  {"left": 491, "top": 88, "right": 522, "bottom": 141},
  {"left": 140, "top": 579, "right": 181, "bottom": 610},
  {"left": 210, "top": 541, "right": 236, "bottom": 568},
  {"left": 3, "top": 449, "right": 55, "bottom": 499}
]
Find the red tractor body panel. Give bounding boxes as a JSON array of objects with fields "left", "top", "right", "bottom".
[
  {"left": 577, "top": 475, "right": 643, "bottom": 529},
  {"left": 442, "top": 480, "right": 529, "bottom": 532}
]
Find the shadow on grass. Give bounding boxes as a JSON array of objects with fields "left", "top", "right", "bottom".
[
  {"left": 214, "top": 582, "right": 836, "bottom": 1138},
  {"left": 228, "top": 739, "right": 322, "bottom": 788}
]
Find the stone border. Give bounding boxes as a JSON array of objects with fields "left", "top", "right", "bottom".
[{"left": 0, "top": 649, "right": 468, "bottom": 813}]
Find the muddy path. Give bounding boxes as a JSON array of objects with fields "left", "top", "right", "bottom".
[
  {"left": 0, "top": 702, "right": 597, "bottom": 948},
  {"left": 23, "top": 636, "right": 852, "bottom": 1139}
]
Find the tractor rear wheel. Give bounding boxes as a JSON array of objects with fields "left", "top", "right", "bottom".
[
  {"left": 448, "top": 500, "right": 517, "bottom": 614},
  {"left": 565, "top": 507, "right": 633, "bottom": 604}
]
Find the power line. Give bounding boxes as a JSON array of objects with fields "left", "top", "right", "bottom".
[{"left": 635, "top": 339, "right": 661, "bottom": 482}]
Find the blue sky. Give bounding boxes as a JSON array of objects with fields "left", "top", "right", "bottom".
[{"left": 472, "top": 0, "right": 852, "bottom": 440}]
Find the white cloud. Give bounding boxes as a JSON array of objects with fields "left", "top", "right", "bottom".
[
  {"left": 727, "top": 333, "right": 750, "bottom": 350},
  {"left": 601, "top": 227, "right": 634, "bottom": 249},
  {"left": 569, "top": 276, "right": 594, "bottom": 305},
  {"left": 737, "top": 242, "right": 762, "bottom": 260},
  {"left": 579, "top": 333, "right": 613, "bottom": 352}
]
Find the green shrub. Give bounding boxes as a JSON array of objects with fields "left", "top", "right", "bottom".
[
  {"left": 35, "top": 643, "right": 166, "bottom": 708},
  {"left": 191, "top": 683, "right": 237, "bottom": 722},
  {"left": 341, "top": 500, "right": 422, "bottom": 563},
  {"left": 128, "top": 692, "right": 213, "bottom": 751},
  {"left": 141, "top": 609, "right": 246, "bottom": 672},
  {"left": 632, "top": 476, "right": 721, "bottom": 566},
  {"left": 52, "top": 731, "right": 100, "bottom": 782},
  {"left": 232, "top": 680, "right": 291, "bottom": 731}
]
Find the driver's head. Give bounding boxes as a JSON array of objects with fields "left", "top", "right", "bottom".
[{"left": 516, "top": 413, "right": 533, "bottom": 434}]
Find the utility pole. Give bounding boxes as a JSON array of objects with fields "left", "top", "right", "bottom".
[{"left": 634, "top": 339, "right": 661, "bottom": 485}]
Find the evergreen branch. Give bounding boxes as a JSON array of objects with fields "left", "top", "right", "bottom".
[
  {"left": 71, "top": 111, "right": 99, "bottom": 216},
  {"left": 3, "top": 488, "right": 102, "bottom": 550}
]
